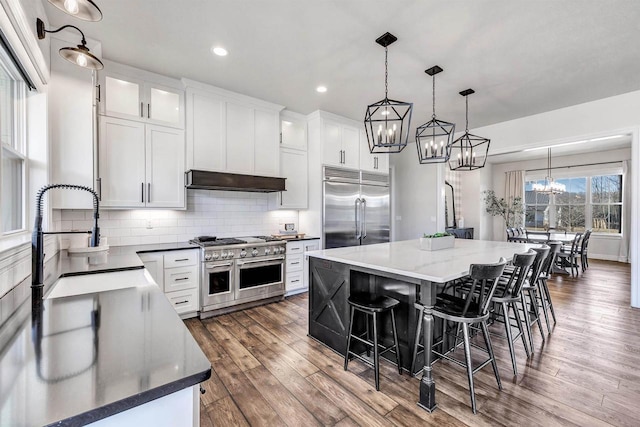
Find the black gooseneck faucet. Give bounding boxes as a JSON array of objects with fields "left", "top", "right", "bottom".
[{"left": 31, "top": 184, "right": 100, "bottom": 308}]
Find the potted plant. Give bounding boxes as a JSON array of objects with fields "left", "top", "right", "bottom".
[
  {"left": 483, "top": 190, "right": 524, "bottom": 228},
  {"left": 420, "top": 232, "right": 455, "bottom": 251}
]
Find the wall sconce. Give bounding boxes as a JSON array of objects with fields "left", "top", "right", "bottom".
[
  {"left": 47, "top": 0, "right": 102, "bottom": 21},
  {"left": 36, "top": 18, "right": 103, "bottom": 70}
]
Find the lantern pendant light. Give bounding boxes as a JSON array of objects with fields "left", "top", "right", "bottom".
[
  {"left": 448, "top": 89, "right": 490, "bottom": 171},
  {"left": 416, "top": 65, "right": 455, "bottom": 164},
  {"left": 364, "top": 32, "right": 413, "bottom": 154}
]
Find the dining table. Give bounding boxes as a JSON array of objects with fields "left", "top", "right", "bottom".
[{"left": 306, "top": 238, "right": 539, "bottom": 412}]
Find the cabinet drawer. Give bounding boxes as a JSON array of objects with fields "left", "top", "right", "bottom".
[
  {"left": 164, "top": 250, "right": 198, "bottom": 268},
  {"left": 164, "top": 266, "right": 198, "bottom": 292},
  {"left": 166, "top": 288, "right": 198, "bottom": 315},
  {"left": 286, "top": 270, "right": 305, "bottom": 292},
  {"left": 286, "top": 241, "right": 304, "bottom": 255},
  {"left": 286, "top": 254, "right": 304, "bottom": 272}
]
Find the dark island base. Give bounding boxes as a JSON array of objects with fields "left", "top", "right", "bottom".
[{"left": 308, "top": 257, "right": 433, "bottom": 372}]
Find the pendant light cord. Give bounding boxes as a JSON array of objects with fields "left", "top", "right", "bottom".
[
  {"left": 465, "top": 95, "right": 469, "bottom": 132},
  {"left": 432, "top": 74, "right": 436, "bottom": 119},
  {"left": 384, "top": 46, "right": 388, "bottom": 100}
]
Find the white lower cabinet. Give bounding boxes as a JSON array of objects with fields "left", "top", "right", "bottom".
[
  {"left": 139, "top": 249, "right": 199, "bottom": 318},
  {"left": 285, "top": 238, "right": 320, "bottom": 296}
]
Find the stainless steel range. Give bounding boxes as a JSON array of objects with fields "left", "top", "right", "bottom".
[{"left": 191, "top": 236, "right": 286, "bottom": 318}]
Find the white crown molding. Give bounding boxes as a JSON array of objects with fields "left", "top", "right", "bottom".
[{"left": 182, "top": 77, "right": 284, "bottom": 112}]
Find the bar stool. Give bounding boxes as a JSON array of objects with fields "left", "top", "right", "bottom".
[
  {"left": 412, "top": 258, "right": 507, "bottom": 413},
  {"left": 343, "top": 293, "right": 402, "bottom": 391},
  {"left": 537, "top": 241, "right": 561, "bottom": 333},
  {"left": 521, "top": 245, "right": 550, "bottom": 353}
]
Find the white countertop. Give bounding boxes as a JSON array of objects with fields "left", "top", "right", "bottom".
[{"left": 307, "top": 239, "right": 537, "bottom": 283}]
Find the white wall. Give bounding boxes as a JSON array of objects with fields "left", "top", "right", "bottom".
[
  {"left": 391, "top": 144, "right": 444, "bottom": 241},
  {"left": 58, "top": 190, "right": 298, "bottom": 247}
]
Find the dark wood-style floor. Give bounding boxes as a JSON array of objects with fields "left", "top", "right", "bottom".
[{"left": 185, "top": 260, "right": 639, "bottom": 426}]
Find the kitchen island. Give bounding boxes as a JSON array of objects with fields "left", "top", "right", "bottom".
[
  {"left": 0, "top": 243, "right": 210, "bottom": 427},
  {"left": 307, "top": 238, "right": 533, "bottom": 412}
]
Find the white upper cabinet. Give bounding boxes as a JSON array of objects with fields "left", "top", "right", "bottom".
[
  {"left": 280, "top": 110, "right": 307, "bottom": 151},
  {"left": 189, "top": 92, "right": 225, "bottom": 171},
  {"left": 254, "top": 109, "right": 280, "bottom": 176},
  {"left": 321, "top": 116, "right": 361, "bottom": 170},
  {"left": 99, "top": 116, "right": 185, "bottom": 209},
  {"left": 145, "top": 125, "right": 186, "bottom": 208},
  {"left": 359, "top": 130, "right": 389, "bottom": 173},
  {"left": 98, "top": 61, "right": 185, "bottom": 129},
  {"left": 99, "top": 117, "right": 146, "bottom": 208},
  {"left": 184, "top": 80, "right": 284, "bottom": 176},
  {"left": 269, "top": 148, "right": 308, "bottom": 210}
]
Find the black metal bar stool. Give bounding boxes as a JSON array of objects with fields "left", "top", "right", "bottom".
[
  {"left": 537, "top": 241, "right": 561, "bottom": 333},
  {"left": 343, "top": 293, "right": 402, "bottom": 391},
  {"left": 520, "top": 245, "right": 550, "bottom": 353}
]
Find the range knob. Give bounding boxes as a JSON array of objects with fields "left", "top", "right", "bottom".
[
  {"left": 251, "top": 249, "right": 259, "bottom": 257},
  {"left": 221, "top": 251, "right": 228, "bottom": 259},
  {"left": 278, "top": 247, "right": 285, "bottom": 254},
  {"left": 265, "top": 248, "right": 271, "bottom": 255},
  {"left": 227, "top": 250, "right": 234, "bottom": 258},
  {"left": 240, "top": 250, "right": 247, "bottom": 258},
  {"left": 205, "top": 253, "right": 212, "bottom": 261},
  {"left": 211, "top": 252, "right": 220, "bottom": 260}
]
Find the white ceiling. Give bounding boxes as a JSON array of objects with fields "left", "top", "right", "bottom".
[{"left": 44, "top": 1, "right": 640, "bottom": 132}]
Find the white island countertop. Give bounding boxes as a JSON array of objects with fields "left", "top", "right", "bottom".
[{"left": 307, "top": 239, "right": 537, "bottom": 283}]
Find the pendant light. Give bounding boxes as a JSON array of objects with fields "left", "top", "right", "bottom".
[
  {"left": 364, "top": 32, "right": 413, "bottom": 154},
  {"left": 416, "top": 65, "right": 455, "bottom": 164},
  {"left": 448, "top": 89, "right": 490, "bottom": 171},
  {"left": 532, "top": 148, "right": 566, "bottom": 194},
  {"left": 36, "top": 18, "right": 104, "bottom": 70},
  {"left": 47, "top": 0, "right": 102, "bottom": 21}
]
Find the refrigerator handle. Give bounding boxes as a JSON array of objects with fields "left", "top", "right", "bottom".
[
  {"left": 355, "top": 198, "right": 361, "bottom": 239},
  {"left": 361, "top": 198, "right": 367, "bottom": 239}
]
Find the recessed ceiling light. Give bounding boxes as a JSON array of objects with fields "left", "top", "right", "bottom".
[
  {"left": 316, "top": 86, "right": 327, "bottom": 93},
  {"left": 212, "top": 47, "right": 228, "bottom": 56}
]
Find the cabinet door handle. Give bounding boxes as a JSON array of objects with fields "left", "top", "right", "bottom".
[
  {"left": 343, "top": 150, "right": 346, "bottom": 164},
  {"left": 140, "top": 102, "right": 143, "bottom": 117},
  {"left": 141, "top": 182, "right": 144, "bottom": 203},
  {"left": 291, "top": 279, "right": 300, "bottom": 283},
  {"left": 175, "top": 300, "right": 189, "bottom": 305},
  {"left": 175, "top": 277, "right": 189, "bottom": 281},
  {"left": 174, "top": 258, "right": 189, "bottom": 262},
  {"left": 147, "top": 103, "right": 151, "bottom": 119},
  {"left": 96, "top": 84, "right": 101, "bottom": 102},
  {"left": 148, "top": 183, "right": 151, "bottom": 203},
  {"left": 290, "top": 261, "right": 300, "bottom": 265},
  {"left": 96, "top": 177, "right": 102, "bottom": 200}
]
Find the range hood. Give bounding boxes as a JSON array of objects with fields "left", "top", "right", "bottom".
[{"left": 185, "top": 170, "right": 286, "bottom": 193}]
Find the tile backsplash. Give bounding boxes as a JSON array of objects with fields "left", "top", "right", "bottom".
[{"left": 57, "top": 190, "right": 298, "bottom": 247}]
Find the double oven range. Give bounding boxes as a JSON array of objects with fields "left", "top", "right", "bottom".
[{"left": 191, "top": 236, "right": 287, "bottom": 318}]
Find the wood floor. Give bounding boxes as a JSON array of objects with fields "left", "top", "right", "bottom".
[{"left": 185, "top": 260, "right": 639, "bottom": 426}]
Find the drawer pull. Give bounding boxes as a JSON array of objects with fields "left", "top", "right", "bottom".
[
  {"left": 175, "top": 300, "right": 190, "bottom": 305},
  {"left": 175, "top": 277, "right": 189, "bottom": 281},
  {"left": 290, "top": 262, "right": 300, "bottom": 265},
  {"left": 291, "top": 279, "right": 300, "bottom": 283},
  {"left": 174, "top": 258, "right": 189, "bottom": 262}
]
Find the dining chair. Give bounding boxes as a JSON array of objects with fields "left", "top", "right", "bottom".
[
  {"left": 412, "top": 258, "right": 507, "bottom": 413},
  {"left": 576, "top": 229, "right": 592, "bottom": 272},
  {"left": 557, "top": 233, "right": 583, "bottom": 277}
]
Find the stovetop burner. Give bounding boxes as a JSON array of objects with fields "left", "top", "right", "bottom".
[{"left": 191, "top": 236, "right": 246, "bottom": 247}]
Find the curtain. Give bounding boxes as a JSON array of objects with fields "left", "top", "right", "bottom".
[
  {"left": 504, "top": 170, "right": 524, "bottom": 228},
  {"left": 619, "top": 160, "right": 631, "bottom": 263}
]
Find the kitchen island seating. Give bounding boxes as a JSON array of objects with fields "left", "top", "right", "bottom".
[
  {"left": 537, "top": 241, "right": 562, "bottom": 333},
  {"left": 520, "top": 245, "right": 551, "bottom": 353},
  {"left": 343, "top": 293, "right": 402, "bottom": 391},
  {"left": 413, "top": 258, "right": 507, "bottom": 414}
]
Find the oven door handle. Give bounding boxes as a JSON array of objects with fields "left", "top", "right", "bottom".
[
  {"left": 205, "top": 262, "right": 233, "bottom": 269},
  {"left": 237, "top": 256, "right": 285, "bottom": 266}
]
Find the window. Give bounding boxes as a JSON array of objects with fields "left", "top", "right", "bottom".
[
  {"left": 591, "top": 175, "right": 622, "bottom": 233},
  {"left": 0, "top": 40, "right": 26, "bottom": 234},
  {"left": 525, "top": 173, "right": 623, "bottom": 234}
]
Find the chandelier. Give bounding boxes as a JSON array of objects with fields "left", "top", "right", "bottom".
[
  {"left": 447, "top": 89, "right": 490, "bottom": 171},
  {"left": 532, "top": 148, "right": 566, "bottom": 194}
]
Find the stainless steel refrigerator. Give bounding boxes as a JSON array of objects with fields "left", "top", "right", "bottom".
[{"left": 323, "top": 167, "right": 390, "bottom": 249}]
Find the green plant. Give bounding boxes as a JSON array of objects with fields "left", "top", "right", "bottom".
[
  {"left": 422, "top": 232, "right": 452, "bottom": 238},
  {"left": 483, "top": 190, "right": 524, "bottom": 228}
]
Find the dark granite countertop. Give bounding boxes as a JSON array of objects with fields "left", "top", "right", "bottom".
[{"left": 0, "top": 243, "right": 210, "bottom": 427}]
